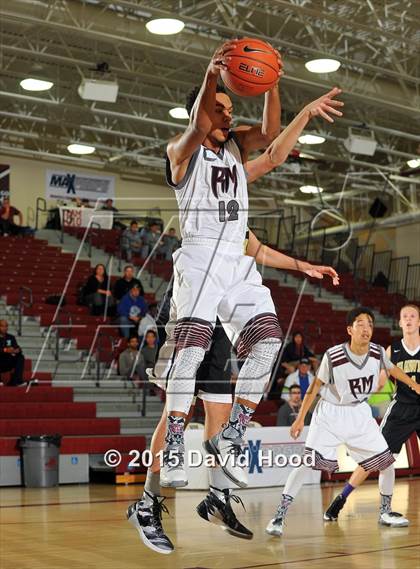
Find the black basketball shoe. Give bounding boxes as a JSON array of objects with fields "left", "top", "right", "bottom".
[
  {"left": 196, "top": 487, "right": 253, "bottom": 539},
  {"left": 127, "top": 491, "right": 174, "bottom": 554},
  {"left": 324, "top": 494, "right": 347, "bottom": 521}
]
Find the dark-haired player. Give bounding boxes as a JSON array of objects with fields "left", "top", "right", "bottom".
[
  {"left": 266, "top": 307, "right": 420, "bottom": 537},
  {"left": 127, "top": 229, "right": 340, "bottom": 554},
  {"left": 161, "top": 39, "right": 344, "bottom": 491},
  {"left": 324, "top": 303, "right": 420, "bottom": 527}
]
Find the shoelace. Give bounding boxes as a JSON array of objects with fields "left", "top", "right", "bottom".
[
  {"left": 228, "top": 493, "right": 246, "bottom": 511},
  {"left": 149, "top": 497, "right": 170, "bottom": 533},
  {"left": 227, "top": 441, "right": 245, "bottom": 459}
]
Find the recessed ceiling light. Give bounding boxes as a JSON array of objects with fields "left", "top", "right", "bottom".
[
  {"left": 20, "top": 78, "right": 53, "bottom": 91},
  {"left": 407, "top": 159, "right": 420, "bottom": 168},
  {"left": 146, "top": 18, "right": 184, "bottom": 35},
  {"left": 67, "top": 143, "right": 96, "bottom": 155},
  {"left": 298, "top": 134, "right": 326, "bottom": 145},
  {"left": 169, "top": 107, "right": 189, "bottom": 119},
  {"left": 305, "top": 59, "right": 341, "bottom": 73},
  {"left": 300, "top": 185, "right": 324, "bottom": 194}
]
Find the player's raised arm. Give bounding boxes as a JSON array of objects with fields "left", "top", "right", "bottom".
[
  {"left": 234, "top": 49, "right": 283, "bottom": 155},
  {"left": 246, "top": 230, "right": 339, "bottom": 285},
  {"left": 167, "top": 41, "right": 236, "bottom": 170},
  {"left": 245, "top": 87, "right": 344, "bottom": 183}
]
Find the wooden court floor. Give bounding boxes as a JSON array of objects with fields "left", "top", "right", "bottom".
[{"left": 1, "top": 479, "right": 419, "bottom": 569}]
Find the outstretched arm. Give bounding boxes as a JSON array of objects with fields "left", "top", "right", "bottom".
[
  {"left": 234, "top": 50, "right": 283, "bottom": 155},
  {"left": 245, "top": 87, "right": 344, "bottom": 183},
  {"left": 246, "top": 230, "right": 339, "bottom": 285}
]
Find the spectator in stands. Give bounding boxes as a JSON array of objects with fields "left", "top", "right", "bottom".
[
  {"left": 276, "top": 384, "right": 312, "bottom": 427},
  {"left": 121, "top": 220, "right": 143, "bottom": 262},
  {"left": 281, "top": 331, "right": 318, "bottom": 374},
  {"left": 140, "top": 330, "right": 158, "bottom": 370},
  {"left": 0, "top": 320, "right": 25, "bottom": 386},
  {"left": 139, "top": 222, "right": 164, "bottom": 259},
  {"left": 101, "top": 198, "right": 125, "bottom": 230},
  {"left": 82, "top": 263, "right": 115, "bottom": 316},
  {"left": 119, "top": 336, "right": 146, "bottom": 386},
  {"left": 161, "top": 227, "right": 180, "bottom": 260},
  {"left": 0, "top": 198, "right": 34, "bottom": 236},
  {"left": 283, "top": 358, "right": 314, "bottom": 399},
  {"left": 118, "top": 285, "right": 148, "bottom": 338},
  {"left": 138, "top": 311, "right": 158, "bottom": 341},
  {"left": 113, "top": 265, "right": 145, "bottom": 300}
]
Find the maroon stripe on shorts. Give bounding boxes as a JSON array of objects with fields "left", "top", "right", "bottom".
[
  {"left": 236, "top": 312, "right": 282, "bottom": 360},
  {"left": 173, "top": 318, "right": 213, "bottom": 350},
  {"left": 304, "top": 447, "right": 339, "bottom": 473},
  {"left": 359, "top": 449, "right": 395, "bottom": 472}
]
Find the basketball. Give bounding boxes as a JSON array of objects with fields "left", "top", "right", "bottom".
[{"left": 221, "top": 38, "right": 279, "bottom": 97}]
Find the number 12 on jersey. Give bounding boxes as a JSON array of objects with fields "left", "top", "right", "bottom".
[{"left": 219, "top": 199, "right": 239, "bottom": 222}]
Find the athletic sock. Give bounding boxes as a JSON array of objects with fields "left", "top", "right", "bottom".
[
  {"left": 380, "top": 493, "right": 392, "bottom": 515},
  {"left": 144, "top": 469, "right": 160, "bottom": 497},
  {"left": 276, "top": 494, "right": 294, "bottom": 519},
  {"left": 341, "top": 483, "right": 355, "bottom": 499},
  {"left": 222, "top": 402, "right": 254, "bottom": 439},
  {"left": 165, "top": 415, "right": 185, "bottom": 446}
]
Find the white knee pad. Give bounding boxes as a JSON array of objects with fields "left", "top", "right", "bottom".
[
  {"left": 235, "top": 338, "right": 281, "bottom": 405},
  {"left": 166, "top": 346, "right": 206, "bottom": 414}
]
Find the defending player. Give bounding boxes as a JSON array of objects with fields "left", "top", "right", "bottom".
[
  {"left": 127, "top": 229, "right": 339, "bottom": 554},
  {"left": 265, "top": 307, "right": 420, "bottom": 537},
  {"left": 324, "top": 303, "right": 420, "bottom": 527},
  {"left": 162, "top": 39, "right": 344, "bottom": 489}
]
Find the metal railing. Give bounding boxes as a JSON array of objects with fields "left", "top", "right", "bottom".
[
  {"left": 17, "top": 286, "right": 33, "bottom": 336},
  {"left": 35, "top": 197, "right": 47, "bottom": 230},
  {"left": 51, "top": 311, "right": 73, "bottom": 361}
]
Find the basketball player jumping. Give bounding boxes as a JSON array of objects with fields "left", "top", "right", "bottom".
[
  {"left": 324, "top": 303, "right": 420, "bottom": 527},
  {"left": 161, "top": 39, "right": 344, "bottom": 491},
  {"left": 266, "top": 307, "right": 420, "bottom": 537},
  {"left": 128, "top": 229, "right": 339, "bottom": 554}
]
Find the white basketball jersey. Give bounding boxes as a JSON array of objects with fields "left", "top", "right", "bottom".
[
  {"left": 166, "top": 135, "right": 248, "bottom": 244},
  {"left": 319, "top": 342, "right": 389, "bottom": 405}
]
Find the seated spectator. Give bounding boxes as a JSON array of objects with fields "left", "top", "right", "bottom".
[
  {"left": 138, "top": 312, "right": 158, "bottom": 341},
  {"left": 161, "top": 227, "right": 180, "bottom": 260},
  {"left": 82, "top": 263, "right": 115, "bottom": 316},
  {"left": 121, "top": 220, "right": 143, "bottom": 262},
  {"left": 139, "top": 222, "right": 164, "bottom": 259},
  {"left": 0, "top": 198, "right": 34, "bottom": 236},
  {"left": 283, "top": 358, "right": 314, "bottom": 399},
  {"left": 118, "top": 285, "right": 148, "bottom": 338},
  {"left": 119, "top": 336, "right": 145, "bottom": 387},
  {"left": 281, "top": 331, "right": 318, "bottom": 374},
  {"left": 101, "top": 198, "right": 125, "bottom": 230},
  {"left": 277, "top": 384, "right": 312, "bottom": 427},
  {"left": 113, "top": 265, "right": 145, "bottom": 300},
  {"left": 0, "top": 320, "right": 25, "bottom": 386},
  {"left": 140, "top": 330, "right": 158, "bottom": 370}
]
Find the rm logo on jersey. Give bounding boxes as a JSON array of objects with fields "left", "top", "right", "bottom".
[
  {"left": 348, "top": 375, "right": 374, "bottom": 398},
  {"left": 211, "top": 165, "right": 238, "bottom": 198}
]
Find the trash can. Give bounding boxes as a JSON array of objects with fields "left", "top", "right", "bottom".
[{"left": 20, "top": 435, "right": 61, "bottom": 488}]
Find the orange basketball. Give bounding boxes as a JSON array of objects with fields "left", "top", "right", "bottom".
[{"left": 221, "top": 38, "right": 279, "bottom": 97}]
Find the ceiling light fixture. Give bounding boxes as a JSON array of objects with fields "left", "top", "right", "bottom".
[
  {"left": 305, "top": 59, "right": 341, "bottom": 73},
  {"left": 169, "top": 107, "right": 189, "bottom": 119},
  {"left": 407, "top": 159, "right": 420, "bottom": 168},
  {"left": 298, "top": 134, "right": 326, "bottom": 145},
  {"left": 300, "top": 185, "right": 324, "bottom": 194},
  {"left": 67, "top": 143, "right": 96, "bottom": 155},
  {"left": 20, "top": 78, "right": 53, "bottom": 91},
  {"left": 146, "top": 18, "right": 185, "bottom": 35}
]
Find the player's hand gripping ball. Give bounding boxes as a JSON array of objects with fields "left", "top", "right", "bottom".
[{"left": 220, "top": 38, "right": 281, "bottom": 97}]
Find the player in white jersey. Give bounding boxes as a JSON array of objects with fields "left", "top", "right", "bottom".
[
  {"left": 266, "top": 307, "right": 420, "bottom": 537},
  {"left": 324, "top": 303, "right": 420, "bottom": 527},
  {"left": 162, "top": 40, "right": 344, "bottom": 489}
]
